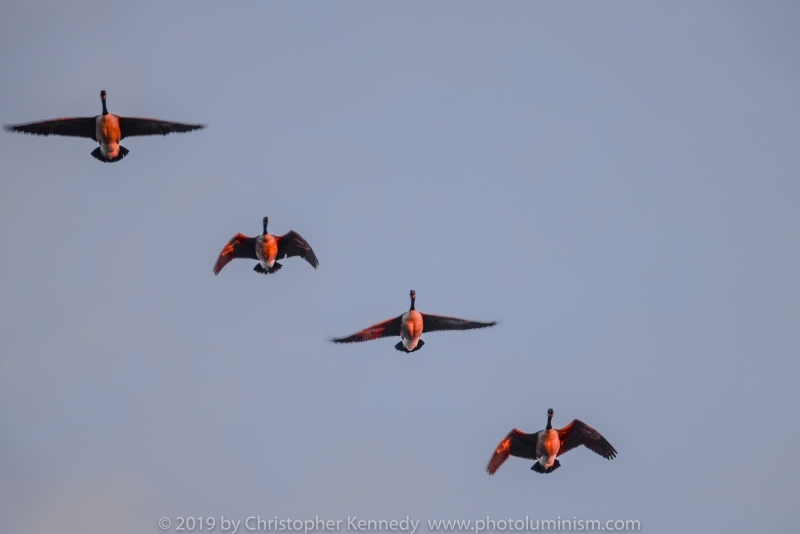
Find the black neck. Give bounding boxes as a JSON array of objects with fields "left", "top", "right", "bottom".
[
  {"left": 545, "top": 414, "right": 553, "bottom": 430},
  {"left": 262, "top": 222, "right": 268, "bottom": 235},
  {"left": 101, "top": 99, "right": 108, "bottom": 116},
  {"left": 409, "top": 296, "right": 415, "bottom": 311}
]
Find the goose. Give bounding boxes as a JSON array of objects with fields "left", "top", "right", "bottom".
[
  {"left": 330, "top": 290, "right": 496, "bottom": 353},
  {"left": 4, "top": 90, "right": 204, "bottom": 162},
  {"left": 213, "top": 217, "right": 319, "bottom": 276},
  {"left": 486, "top": 408, "right": 616, "bottom": 475}
]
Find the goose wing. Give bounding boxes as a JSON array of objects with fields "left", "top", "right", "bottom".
[
  {"left": 486, "top": 429, "right": 540, "bottom": 474},
  {"left": 213, "top": 233, "right": 258, "bottom": 274},
  {"left": 277, "top": 230, "right": 319, "bottom": 268},
  {"left": 118, "top": 117, "right": 204, "bottom": 138},
  {"left": 557, "top": 419, "right": 617, "bottom": 460},
  {"left": 422, "top": 314, "right": 496, "bottom": 333},
  {"left": 4, "top": 117, "right": 97, "bottom": 140},
  {"left": 330, "top": 316, "right": 403, "bottom": 344}
]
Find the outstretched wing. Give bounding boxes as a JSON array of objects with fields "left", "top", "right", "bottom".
[
  {"left": 213, "top": 233, "right": 258, "bottom": 274},
  {"left": 557, "top": 419, "right": 617, "bottom": 460},
  {"left": 4, "top": 117, "right": 97, "bottom": 140},
  {"left": 486, "top": 429, "right": 540, "bottom": 474},
  {"left": 118, "top": 117, "right": 204, "bottom": 139},
  {"left": 277, "top": 230, "right": 319, "bottom": 268},
  {"left": 330, "top": 316, "right": 403, "bottom": 344},
  {"left": 422, "top": 314, "right": 496, "bottom": 333}
]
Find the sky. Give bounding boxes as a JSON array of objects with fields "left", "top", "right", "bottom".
[{"left": 1, "top": 2, "right": 798, "bottom": 532}]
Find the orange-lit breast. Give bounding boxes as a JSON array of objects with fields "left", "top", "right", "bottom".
[
  {"left": 400, "top": 310, "right": 422, "bottom": 348},
  {"left": 97, "top": 114, "right": 121, "bottom": 144},
  {"left": 260, "top": 234, "right": 278, "bottom": 265},
  {"left": 541, "top": 429, "right": 560, "bottom": 458}
]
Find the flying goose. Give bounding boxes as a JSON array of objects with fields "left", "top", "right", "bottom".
[
  {"left": 486, "top": 408, "right": 616, "bottom": 475},
  {"left": 213, "top": 217, "right": 319, "bottom": 276},
  {"left": 4, "top": 90, "right": 204, "bottom": 162},
  {"left": 331, "top": 290, "right": 496, "bottom": 353}
]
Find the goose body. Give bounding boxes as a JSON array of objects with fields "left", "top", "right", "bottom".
[
  {"left": 96, "top": 113, "right": 123, "bottom": 160},
  {"left": 399, "top": 308, "right": 424, "bottom": 351},
  {"left": 4, "top": 90, "right": 204, "bottom": 162},
  {"left": 331, "top": 290, "right": 496, "bottom": 353},
  {"left": 255, "top": 233, "right": 280, "bottom": 271},
  {"left": 486, "top": 409, "right": 616, "bottom": 475},
  {"left": 213, "top": 217, "right": 319, "bottom": 276},
  {"left": 537, "top": 428, "right": 562, "bottom": 471}
]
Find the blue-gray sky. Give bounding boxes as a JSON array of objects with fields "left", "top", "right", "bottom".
[{"left": 1, "top": 2, "right": 798, "bottom": 532}]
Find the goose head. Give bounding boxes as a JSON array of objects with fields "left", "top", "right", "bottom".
[
  {"left": 100, "top": 90, "right": 108, "bottom": 115},
  {"left": 409, "top": 290, "right": 416, "bottom": 311},
  {"left": 546, "top": 408, "right": 554, "bottom": 429},
  {"left": 262, "top": 217, "right": 269, "bottom": 235}
]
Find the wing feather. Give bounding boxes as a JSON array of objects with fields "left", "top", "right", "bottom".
[
  {"left": 213, "top": 233, "right": 258, "bottom": 274},
  {"left": 330, "top": 316, "right": 402, "bottom": 344},
  {"left": 422, "top": 314, "right": 496, "bottom": 333},
  {"left": 118, "top": 117, "right": 204, "bottom": 139},
  {"left": 557, "top": 419, "right": 617, "bottom": 460},
  {"left": 4, "top": 117, "right": 97, "bottom": 140},
  {"left": 277, "top": 230, "right": 319, "bottom": 268},
  {"left": 486, "top": 429, "right": 540, "bottom": 474}
]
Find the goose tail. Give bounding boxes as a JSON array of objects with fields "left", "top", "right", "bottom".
[
  {"left": 531, "top": 460, "right": 560, "bottom": 474},
  {"left": 394, "top": 339, "right": 424, "bottom": 353},
  {"left": 253, "top": 263, "right": 282, "bottom": 275},
  {"left": 90, "top": 146, "right": 129, "bottom": 163}
]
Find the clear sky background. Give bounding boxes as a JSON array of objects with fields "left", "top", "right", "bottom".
[{"left": 1, "top": 2, "right": 798, "bottom": 532}]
